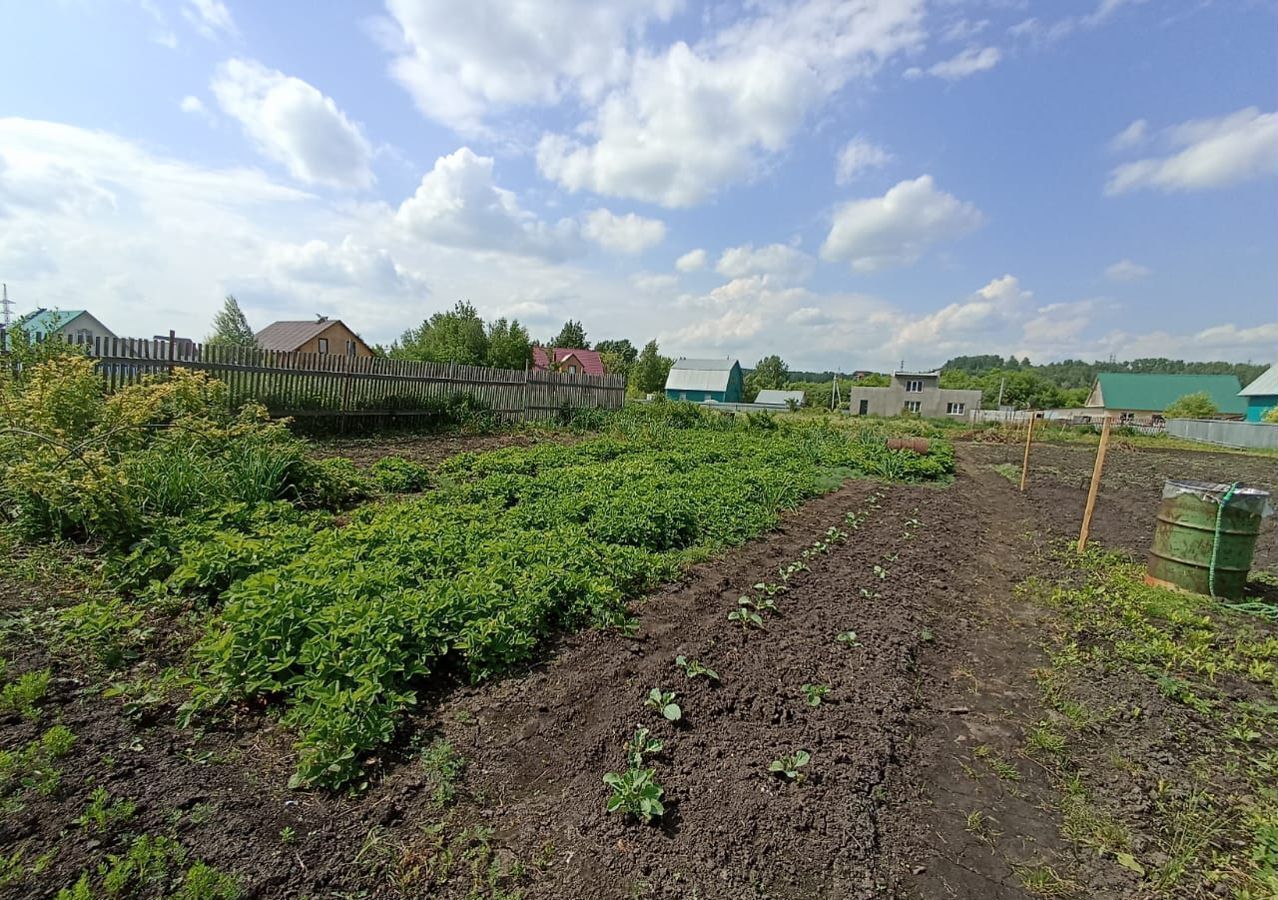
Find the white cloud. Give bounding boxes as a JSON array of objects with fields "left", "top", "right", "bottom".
[
  {"left": 582, "top": 208, "right": 666, "bottom": 254},
  {"left": 183, "top": 0, "right": 236, "bottom": 39},
  {"left": 836, "top": 137, "right": 892, "bottom": 185},
  {"left": 908, "top": 45, "right": 1001, "bottom": 80},
  {"left": 715, "top": 242, "right": 814, "bottom": 286},
  {"left": 211, "top": 59, "right": 374, "bottom": 189},
  {"left": 892, "top": 274, "right": 1031, "bottom": 348},
  {"left": 675, "top": 248, "right": 707, "bottom": 272},
  {"left": 395, "top": 147, "right": 581, "bottom": 261},
  {"left": 1108, "top": 119, "right": 1147, "bottom": 152},
  {"left": 179, "top": 95, "right": 206, "bottom": 116},
  {"left": 821, "top": 175, "right": 985, "bottom": 272},
  {"left": 1009, "top": 0, "right": 1147, "bottom": 46},
  {"left": 379, "top": 0, "right": 676, "bottom": 134},
  {"left": 266, "top": 236, "right": 428, "bottom": 295},
  {"left": 669, "top": 308, "right": 765, "bottom": 346},
  {"left": 631, "top": 271, "right": 678, "bottom": 292},
  {"left": 537, "top": 0, "right": 926, "bottom": 207},
  {"left": 941, "top": 18, "right": 989, "bottom": 43},
  {"left": 1106, "top": 107, "right": 1278, "bottom": 195},
  {"left": 1104, "top": 259, "right": 1151, "bottom": 282}
]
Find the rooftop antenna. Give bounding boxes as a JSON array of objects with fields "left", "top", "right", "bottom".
[{"left": 1, "top": 284, "right": 11, "bottom": 327}]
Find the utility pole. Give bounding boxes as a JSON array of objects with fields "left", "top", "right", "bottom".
[
  {"left": 996, "top": 377, "right": 1005, "bottom": 409},
  {"left": 1, "top": 284, "right": 12, "bottom": 327}
]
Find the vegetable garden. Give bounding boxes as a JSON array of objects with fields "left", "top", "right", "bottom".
[{"left": 3, "top": 349, "right": 1274, "bottom": 899}]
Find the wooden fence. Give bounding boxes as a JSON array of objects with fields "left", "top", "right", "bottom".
[{"left": 2, "top": 330, "right": 626, "bottom": 426}]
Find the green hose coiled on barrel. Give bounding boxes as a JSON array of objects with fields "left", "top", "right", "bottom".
[{"left": 1207, "top": 482, "right": 1240, "bottom": 599}]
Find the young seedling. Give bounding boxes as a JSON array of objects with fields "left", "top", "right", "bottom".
[
  {"left": 826, "top": 526, "right": 847, "bottom": 542},
  {"left": 836, "top": 631, "right": 859, "bottom": 647},
  {"left": 674, "top": 655, "right": 720, "bottom": 683},
  {"left": 779, "top": 561, "right": 809, "bottom": 582},
  {"left": 859, "top": 587, "right": 881, "bottom": 600},
  {"left": 603, "top": 768, "right": 665, "bottom": 823},
  {"left": 753, "top": 581, "right": 786, "bottom": 598},
  {"left": 768, "top": 750, "right": 811, "bottom": 783},
  {"left": 644, "top": 688, "right": 682, "bottom": 722},
  {"left": 624, "top": 726, "right": 663, "bottom": 767},
  {"left": 727, "top": 606, "right": 763, "bottom": 630},
  {"left": 845, "top": 511, "right": 864, "bottom": 530},
  {"left": 739, "top": 594, "right": 777, "bottom": 615},
  {"left": 801, "top": 683, "right": 830, "bottom": 707}
]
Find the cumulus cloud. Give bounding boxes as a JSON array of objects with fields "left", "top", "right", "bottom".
[
  {"left": 396, "top": 147, "right": 580, "bottom": 260},
  {"left": 1106, "top": 107, "right": 1278, "bottom": 194},
  {"left": 715, "top": 243, "right": 814, "bottom": 286},
  {"left": 1104, "top": 259, "right": 1151, "bottom": 282},
  {"left": 907, "top": 45, "right": 1001, "bottom": 80},
  {"left": 537, "top": 0, "right": 925, "bottom": 207},
  {"left": 183, "top": 0, "right": 236, "bottom": 39},
  {"left": 821, "top": 175, "right": 985, "bottom": 272},
  {"left": 835, "top": 137, "right": 892, "bottom": 185},
  {"left": 179, "top": 95, "right": 207, "bottom": 116},
  {"left": 212, "top": 59, "right": 374, "bottom": 189},
  {"left": 675, "top": 248, "right": 707, "bottom": 272},
  {"left": 380, "top": 0, "right": 676, "bottom": 134},
  {"left": 267, "top": 236, "right": 428, "bottom": 295},
  {"left": 892, "top": 274, "right": 1031, "bottom": 348},
  {"left": 582, "top": 208, "right": 666, "bottom": 254}
]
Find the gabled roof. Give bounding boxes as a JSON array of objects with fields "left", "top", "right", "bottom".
[
  {"left": 531, "top": 346, "right": 605, "bottom": 375},
  {"left": 13, "top": 308, "right": 88, "bottom": 334},
  {"left": 755, "top": 389, "right": 805, "bottom": 405},
  {"left": 1240, "top": 365, "right": 1278, "bottom": 397},
  {"left": 1090, "top": 373, "right": 1247, "bottom": 414},
  {"left": 666, "top": 357, "right": 740, "bottom": 393},
  {"left": 255, "top": 319, "right": 368, "bottom": 353}
]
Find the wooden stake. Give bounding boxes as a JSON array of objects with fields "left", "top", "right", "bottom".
[
  {"left": 1019, "top": 410, "right": 1036, "bottom": 492},
  {"left": 1077, "top": 416, "right": 1113, "bottom": 553}
]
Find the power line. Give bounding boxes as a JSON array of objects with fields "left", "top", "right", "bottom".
[{"left": 1, "top": 284, "right": 12, "bottom": 327}]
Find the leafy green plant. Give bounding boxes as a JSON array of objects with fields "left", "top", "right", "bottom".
[
  {"left": 727, "top": 607, "right": 763, "bottom": 630},
  {"left": 77, "top": 787, "right": 137, "bottom": 833},
  {"left": 753, "top": 581, "right": 786, "bottom": 598},
  {"left": 420, "top": 738, "right": 466, "bottom": 807},
  {"left": 603, "top": 768, "right": 665, "bottom": 823},
  {"left": 801, "top": 683, "right": 830, "bottom": 707},
  {"left": 0, "top": 669, "right": 50, "bottom": 721},
  {"left": 836, "top": 631, "right": 859, "bottom": 647},
  {"left": 768, "top": 750, "right": 811, "bottom": 782},
  {"left": 624, "top": 727, "right": 663, "bottom": 767},
  {"left": 674, "top": 655, "right": 719, "bottom": 682},
  {"left": 0, "top": 725, "right": 77, "bottom": 803},
  {"left": 369, "top": 456, "right": 431, "bottom": 493},
  {"left": 644, "top": 688, "right": 681, "bottom": 722},
  {"left": 279, "top": 826, "right": 297, "bottom": 844}
]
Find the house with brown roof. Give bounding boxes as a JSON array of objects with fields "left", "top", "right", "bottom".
[
  {"left": 255, "top": 317, "right": 374, "bottom": 358},
  {"left": 531, "top": 346, "right": 605, "bottom": 376}
]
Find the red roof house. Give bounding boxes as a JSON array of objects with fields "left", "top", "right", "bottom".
[{"left": 532, "top": 347, "right": 605, "bottom": 376}]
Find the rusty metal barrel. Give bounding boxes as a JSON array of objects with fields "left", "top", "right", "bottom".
[{"left": 1145, "top": 480, "right": 1269, "bottom": 599}]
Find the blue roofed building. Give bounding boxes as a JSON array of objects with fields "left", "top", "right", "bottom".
[
  {"left": 7, "top": 308, "right": 116, "bottom": 347},
  {"left": 1239, "top": 365, "right": 1278, "bottom": 422}
]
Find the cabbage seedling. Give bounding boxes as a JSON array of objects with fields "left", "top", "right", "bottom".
[
  {"left": 727, "top": 607, "right": 763, "bottom": 630},
  {"left": 603, "top": 768, "right": 665, "bottom": 822},
  {"left": 836, "top": 631, "right": 859, "bottom": 647},
  {"left": 675, "top": 655, "right": 720, "bottom": 682},
  {"left": 625, "top": 726, "right": 663, "bottom": 767},
  {"left": 801, "top": 683, "right": 829, "bottom": 707},
  {"left": 645, "top": 688, "right": 681, "bottom": 722},
  {"left": 768, "top": 750, "right": 811, "bottom": 782}
]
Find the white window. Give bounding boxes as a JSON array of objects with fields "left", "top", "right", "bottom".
[
  {"left": 946, "top": 402, "right": 965, "bottom": 415},
  {"left": 905, "top": 379, "right": 924, "bottom": 393},
  {"left": 568, "top": 364, "right": 578, "bottom": 374},
  {"left": 904, "top": 400, "right": 921, "bottom": 413},
  {"left": 317, "top": 337, "right": 329, "bottom": 354}
]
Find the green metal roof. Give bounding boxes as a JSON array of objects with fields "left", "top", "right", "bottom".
[
  {"left": 1093, "top": 373, "right": 1246, "bottom": 414},
  {"left": 12, "top": 308, "right": 87, "bottom": 335}
]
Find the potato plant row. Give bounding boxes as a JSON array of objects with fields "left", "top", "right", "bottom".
[{"left": 173, "top": 413, "right": 952, "bottom": 789}]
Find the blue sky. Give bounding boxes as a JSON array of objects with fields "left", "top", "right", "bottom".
[{"left": 1, "top": 0, "right": 1274, "bottom": 371}]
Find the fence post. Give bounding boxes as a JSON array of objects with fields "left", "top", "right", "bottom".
[
  {"left": 522, "top": 361, "right": 530, "bottom": 422},
  {"left": 167, "top": 329, "right": 176, "bottom": 375},
  {"left": 339, "top": 353, "right": 352, "bottom": 434}
]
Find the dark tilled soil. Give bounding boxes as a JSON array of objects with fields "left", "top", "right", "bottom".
[{"left": 2, "top": 438, "right": 1275, "bottom": 899}]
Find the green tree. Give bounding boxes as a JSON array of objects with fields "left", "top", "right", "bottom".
[
  {"left": 1262, "top": 405, "right": 1278, "bottom": 424},
  {"left": 205, "top": 295, "right": 256, "bottom": 347},
  {"left": 745, "top": 355, "right": 789, "bottom": 400},
  {"left": 633, "top": 340, "right": 673, "bottom": 394},
  {"left": 484, "top": 318, "right": 531, "bottom": 370},
  {"left": 551, "top": 320, "right": 588, "bottom": 349},
  {"left": 1164, "top": 391, "right": 1218, "bottom": 419},
  {"left": 595, "top": 339, "right": 638, "bottom": 379},
  {"left": 393, "top": 301, "right": 488, "bottom": 364}
]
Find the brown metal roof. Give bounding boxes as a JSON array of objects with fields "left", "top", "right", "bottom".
[{"left": 255, "top": 320, "right": 340, "bottom": 351}]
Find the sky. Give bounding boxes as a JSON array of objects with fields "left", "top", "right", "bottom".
[{"left": 0, "top": 0, "right": 1275, "bottom": 372}]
